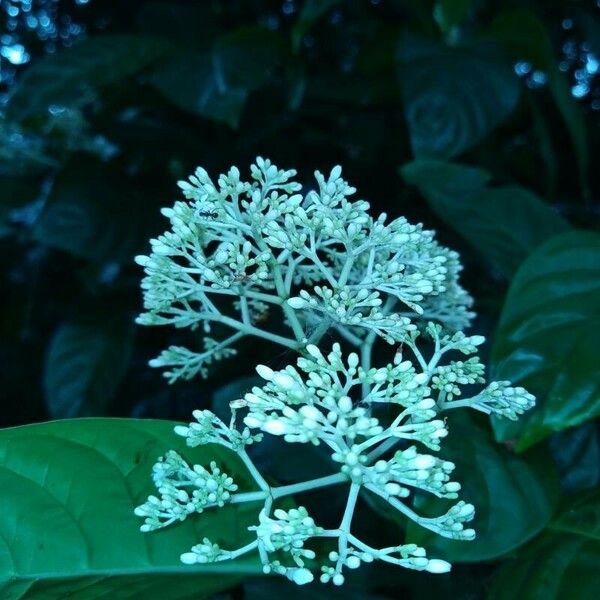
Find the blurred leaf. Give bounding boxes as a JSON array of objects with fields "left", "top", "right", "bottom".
[
  {"left": 32, "top": 157, "right": 157, "bottom": 262},
  {"left": 44, "top": 313, "right": 135, "bottom": 418},
  {"left": 578, "top": 12, "right": 600, "bottom": 59},
  {"left": 406, "top": 414, "right": 558, "bottom": 562},
  {"left": 489, "top": 9, "right": 589, "bottom": 197},
  {"left": 489, "top": 8, "right": 553, "bottom": 70},
  {"left": 547, "top": 72, "right": 589, "bottom": 197},
  {"left": 151, "top": 27, "right": 285, "bottom": 128},
  {"left": 492, "top": 231, "right": 600, "bottom": 450},
  {"left": 488, "top": 491, "right": 600, "bottom": 600},
  {"left": 0, "top": 419, "right": 260, "bottom": 598},
  {"left": 433, "top": 0, "right": 474, "bottom": 34},
  {"left": 6, "top": 35, "right": 171, "bottom": 122},
  {"left": 292, "top": 0, "right": 343, "bottom": 52},
  {"left": 396, "top": 34, "right": 520, "bottom": 158},
  {"left": 549, "top": 422, "right": 600, "bottom": 494},
  {"left": 401, "top": 159, "right": 569, "bottom": 277},
  {"left": 0, "top": 177, "right": 39, "bottom": 237}
]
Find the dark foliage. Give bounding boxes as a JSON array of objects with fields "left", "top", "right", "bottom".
[{"left": 0, "top": 1, "right": 599, "bottom": 598}]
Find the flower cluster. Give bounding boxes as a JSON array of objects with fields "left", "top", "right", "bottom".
[
  {"left": 134, "top": 160, "right": 535, "bottom": 586},
  {"left": 135, "top": 158, "right": 473, "bottom": 382}
]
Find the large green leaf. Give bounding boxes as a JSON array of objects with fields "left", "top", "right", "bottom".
[
  {"left": 6, "top": 36, "right": 170, "bottom": 122},
  {"left": 488, "top": 491, "right": 600, "bottom": 600},
  {"left": 44, "top": 313, "right": 135, "bottom": 418},
  {"left": 491, "top": 231, "right": 600, "bottom": 450},
  {"left": 396, "top": 35, "right": 520, "bottom": 158},
  {"left": 406, "top": 414, "right": 558, "bottom": 562},
  {"left": 401, "top": 159, "right": 569, "bottom": 278},
  {"left": 0, "top": 419, "right": 261, "bottom": 599},
  {"left": 150, "top": 27, "right": 285, "bottom": 128}
]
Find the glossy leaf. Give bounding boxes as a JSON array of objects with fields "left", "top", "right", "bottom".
[
  {"left": 396, "top": 35, "right": 520, "bottom": 158},
  {"left": 488, "top": 491, "right": 600, "bottom": 600},
  {"left": 44, "top": 313, "right": 135, "bottom": 418},
  {"left": 492, "top": 231, "right": 600, "bottom": 450},
  {"left": 401, "top": 159, "right": 569, "bottom": 277},
  {"left": 0, "top": 419, "right": 260, "bottom": 599},
  {"left": 549, "top": 422, "right": 600, "bottom": 493},
  {"left": 7, "top": 36, "right": 170, "bottom": 122},
  {"left": 406, "top": 414, "right": 558, "bottom": 561}
]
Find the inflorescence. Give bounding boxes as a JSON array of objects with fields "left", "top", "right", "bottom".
[{"left": 134, "top": 159, "right": 535, "bottom": 586}]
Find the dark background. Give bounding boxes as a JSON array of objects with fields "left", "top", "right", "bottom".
[{"left": 1, "top": 1, "right": 599, "bottom": 598}]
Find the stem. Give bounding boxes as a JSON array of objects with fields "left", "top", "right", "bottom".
[
  {"left": 226, "top": 540, "right": 259, "bottom": 560},
  {"left": 337, "top": 253, "right": 355, "bottom": 287},
  {"left": 307, "top": 319, "right": 333, "bottom": 345},
  {"left": 364, "top": 482, "right": 447, "bottom": 538},
  {"left": 230, "top": 472, "right": 347, "bottom": 506},
  {"left": 340, "top": 483, "right": 360, "bottom": 532},
  {"left": 215, "top": 314, "right": 300, "bottom": 350},
  {"left": 238, "top": 450, "right": 270, "bottom": 491},
  {"left": 334, "top": 324, "right": 363, "bottom": 347},
  {"left": 360, "top": 331, "right": 377, "bottom": 399},
  {"left": 336, "top": 482, "right": 360, "bottom": 573},
  {"left": 251, "top": 224, "right": 307, "bottom": 343},
  {"left": 365, "top": 436, "right": 398, "bottom": 463},
  {"left": 272, "top": 472, "right": 347, "bottom": 499}
]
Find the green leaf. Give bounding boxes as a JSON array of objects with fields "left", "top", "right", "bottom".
[
  {"left": 6, "top": 35, "right": 170, "bottom": 122},
  {"left": 491, "top": 231, "right": 600, "bottom": 450},
  {"left": 151, "top": 27, "right": 285, "bottom": 128},
  {"left": 406, "top": 414, "right": 558, "bottom": 561},
  {"left": 396, "top": 35, "right": 520, "bottom": 158},
  {"left": 0, "top": 419, "right": 260, "bottom": 599},
  {"left": 33, "top": 157, "right": 158, "bottom": 262},
  {"left": 549, "top": 423, "right": 600, "bottom": 494},
  {"left": 401, "top": 159, "right": 569, "bottom": 278},
  {"left": 44, "top": 313, "right": 135, "bottom": 418},
  {"left": 488, "top": 491, "right": 600, "bottom": 600}
]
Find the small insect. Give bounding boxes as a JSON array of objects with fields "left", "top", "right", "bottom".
[
  {"left": 232, "top": 273, "right": 250, "bottom": 283},
  {"left": 197, "top": 210, "right": 219, "bottom": 219}
]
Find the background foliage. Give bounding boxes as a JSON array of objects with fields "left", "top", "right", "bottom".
[{"left": 1, "top": 0, "right": 599, "bottom": 598}]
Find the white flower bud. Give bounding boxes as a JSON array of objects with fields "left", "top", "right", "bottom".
[
  {"left": 256, "top": 365, "right": 274, "bottom": 380},
  {"left": 426, "top": 559, "right": 451, "bottom": 574},
  {"left": 287, "top": 297, "right": 307, "bottom": 309}
]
